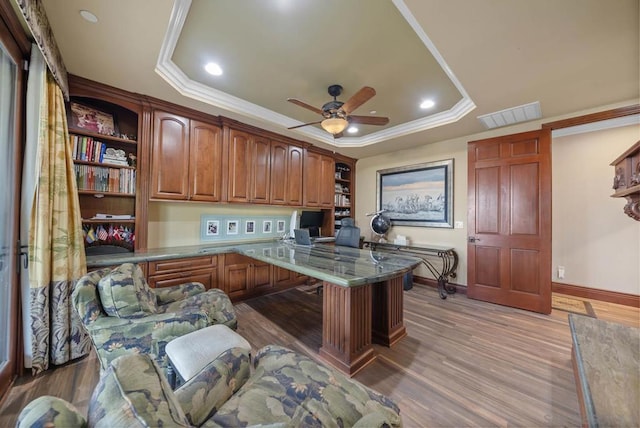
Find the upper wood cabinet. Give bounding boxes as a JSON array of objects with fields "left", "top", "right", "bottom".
[
  {"left": 151, "top": 111, "right": 190, "bottom": 200},
  {"left": 270, "top": 141, "right": 304, "bottom": 206},
  {"left": 189, "top": 120, "right": 223, "bottom": 202},
  {"left": 150, "top": 111, "right": 223, "bottom": 201},
  {"left": 304, "top": 149, "right": 335, "bottom": 207},
  {"left": 227, "top": 128, "right": 271, "bottom": 204}
]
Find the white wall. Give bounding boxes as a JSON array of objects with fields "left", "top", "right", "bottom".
[
  {"left": 355, "top": 105, "right": 639, "bottom": 295},
  {"left": 147, "top": 202, "right": 295, "bottom": 248},
  {"left": 552, "top": 124, "right": 640, "bottom": 295}
]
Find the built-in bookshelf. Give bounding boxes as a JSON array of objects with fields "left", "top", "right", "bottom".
[
  {"left": 67, "top": 97, "right": 139, "bottom": 254},
  {"left": 334, "top": 162, "right": 352, "bottom": 232}
]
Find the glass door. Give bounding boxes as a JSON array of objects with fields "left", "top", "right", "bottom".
[{"left": 0, "top": 36, "right": 22, "bottom": 397}]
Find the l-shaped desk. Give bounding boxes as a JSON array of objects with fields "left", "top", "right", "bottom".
[{"left": 87, "top": 240, "right": 422, "bottom": 376}]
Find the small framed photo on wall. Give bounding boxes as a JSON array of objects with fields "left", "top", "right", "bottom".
[
  {"left": 263, "top": 220, "right": 272, "bottom": 233},
  {"left": 206, "top": 220, "right": 219, "bottom": 236},
  {"left": 276, "top": 220, "right": 286, "bottom": 233},
  {"left": 227, "top": 220, "right": 239, "bottom": 235},
  {"left": 245, "top": 220, "right": 256, "bottom": 234}
]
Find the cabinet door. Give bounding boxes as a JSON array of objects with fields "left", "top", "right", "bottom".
[
  {"left": 319, "top": 155, "right": 336, "bottom": 207},
  {"left": 227, "top": 129, "right": 252, "bottom": 202},
  {"left": 151, "top": 111, "right": 190, "bottom": 200},
  {"left": 189, "top": 120, "right": 223, "bottom": 202},
  {"left": 304, "top": 150, "right": 321, "bottom": 206},
  {"left": 287, "top": 145, "right": 304, "bottom": 206},
  {"left": 270, "top": 141, "right": 288, "bottom": 205},
  {"left": 223, "top": 257, "right": 251, "bottom": 299},
  {"left": 273, "top": 265, "right": 292, "bottom": 285},
  {"left": 250, "top": 135, "right": 271, "bottom": 204},
  {"left": 251, "top": 261, "right": 273, "bottom": 292}
]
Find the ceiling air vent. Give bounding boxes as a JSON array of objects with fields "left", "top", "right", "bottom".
[{"left": 477, "top": 101, "right": 542, "bottom": 129}]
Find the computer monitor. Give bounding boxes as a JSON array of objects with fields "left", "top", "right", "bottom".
[{"left": 299, "top": 211, "right": 324, "bottom": 237}]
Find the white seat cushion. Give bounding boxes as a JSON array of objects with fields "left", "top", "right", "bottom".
[{"left": 165, "top": 325, "right": 251, "bottom": 382}]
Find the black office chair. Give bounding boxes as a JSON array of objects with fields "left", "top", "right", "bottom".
[{"left": 335, "top": 218, "right": 361, "bottom": 248}]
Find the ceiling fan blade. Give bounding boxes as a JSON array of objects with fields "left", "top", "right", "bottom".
[
  {"left": 348, "top": 115, "right": 389, "bottom": 126},
  {"left": 287, "top": 98, "right": 323, "bottom": 115},
  {"left": 287, "top": 120, "right": 322, "bottom": 130},
  {"left": 341, "top": 86, "right": 376, "bottom": 114}
]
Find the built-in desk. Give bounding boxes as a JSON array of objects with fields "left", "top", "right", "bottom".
[
  {"left": 87, "top": 240, "right": 422, "bottom": 376},
  {"left": 364, "top": 241, "right": 459, "bottom": 299}
]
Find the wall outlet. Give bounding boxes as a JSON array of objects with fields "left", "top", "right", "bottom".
[
  {"left": 557, "top": 266, "right": 565, "bottom": 279},
  {"left": 454, "top": 221, "right": 464, "bottom": 229}
]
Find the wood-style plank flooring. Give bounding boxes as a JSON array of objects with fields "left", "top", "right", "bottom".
[{"left": 1, "top": 285, "right": 638, "bottom": 427}]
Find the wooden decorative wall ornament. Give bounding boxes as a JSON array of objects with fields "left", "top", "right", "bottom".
[{"left": 610, "top": 140, "right": 640, "bottom": 221}]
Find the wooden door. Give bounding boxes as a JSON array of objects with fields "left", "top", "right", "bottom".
[
  {"left": 189, "top": 120, "right": 223, "bottom": 202},
  {"left": 150, "top": 111, "right": 190, "bottom": 199},
  {"left": 251, "top": 261, "right": 273, "bottom": 292},
  {"left": 227, "top": 129, "right": 251, "bottom": 202},
  {"left": 250, "top": 135, "right": 271, "bottom": 203},
  {"left": 467, "top": 129, "right": 552, "bottom": 314},
  {"left": 304, "top": 150, "right": 321, "bottom": 206},
  {"left": 270, "top": 141, "right": 288, "bottom": 205},
  {"left": 287, "top": 145, "right": 304, "bottom": 205},
  {"left": 222, "top": 254, "right": 251, "bottom": 299}
]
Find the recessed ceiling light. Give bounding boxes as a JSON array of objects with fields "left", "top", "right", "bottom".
[
  {"left": 369, "top": 110, "right": 377, "bottom": 114},
  {"left": 204, "top": 62, "right": 223, "bottom": 76},
  {"left": 347, "top": 126, "right": 358, "bottom": 134},
  {"left": 420, "top": 99, "right": 435, "bottom": 109},
  {"left": 79, "top": 10, "right": 98, "bottom": 23}
]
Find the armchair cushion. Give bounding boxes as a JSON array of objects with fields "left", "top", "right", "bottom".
[
  {"left": 175, "top": 347, "right": 251, "bottom": 426},
  {"left": 155, "top": 281, "right": 206, "bottom": 305},
  {"left": 88, "top": 353, "right": 190, "bottom": 427},
  {"left": 97, "top": 263, "right": 157, "bottom": 318},
  {"left": 16, "top": 396, "right": 86, "bottom": 428},
  {"left": 211, "top": 345, "right": 402, "bottom": 427}
]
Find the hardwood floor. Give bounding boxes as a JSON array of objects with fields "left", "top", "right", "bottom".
[{"left": 1, "top": 285, "right": 638, "bottom": 427}]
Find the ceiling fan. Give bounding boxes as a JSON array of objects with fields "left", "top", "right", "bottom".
[{"left": 287, "top": 85, "right": 389, "bottom": 136}]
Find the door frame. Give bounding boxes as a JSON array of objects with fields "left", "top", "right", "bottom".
[{"left": 0, "top": 3, "right": 29, "bottom": 401}]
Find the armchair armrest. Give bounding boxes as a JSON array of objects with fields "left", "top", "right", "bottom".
[
  {"left": 174, "top": 347, "right": 251, "bottom": 426},
  {"left": 17, "top": 396, "right": 86, "bottom": 428},
  {"left": 155, "top": 282, "right": 206, "bottom": 305}
]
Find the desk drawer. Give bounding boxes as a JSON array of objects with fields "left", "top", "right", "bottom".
[
  {"left": 148, "top": 268, "right": 218, "bottom": 289},
  {"left": 148, "top": 256, "right": 217, "bottom": 276}
]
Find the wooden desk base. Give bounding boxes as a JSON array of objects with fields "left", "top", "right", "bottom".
[{"left": 319, "top": 276, "right": 407, "bottom": 376}]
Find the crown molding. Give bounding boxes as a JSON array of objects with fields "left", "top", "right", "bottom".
[{"left": 156, "top": 0, "right": 476, "bottom": 148}]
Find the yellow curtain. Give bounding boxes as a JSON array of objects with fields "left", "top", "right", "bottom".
[{"left": 29, "top": 73, "right": 88, "bottom": 374}]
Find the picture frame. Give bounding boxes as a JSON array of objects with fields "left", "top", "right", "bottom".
[
  {"left": 227, "top": 220, "right": 239, "bottom": 235},
  {"left": 205, "top": 220, "right": 219, "bottom": 236},
  {"left": 262, "top": 220, "right": 272, "bottom": 233},
  {"left": 377, "top": 159, "right": 454, "bottom": 228},
  {"left": 245, "top": 220, "right": 255, "bottom": 234},
  {"left": 276, "top": 220, "right": 286, "bottom": 233},
  {"left": 69, "top": 102, "right": 116, "bottom": 136}
]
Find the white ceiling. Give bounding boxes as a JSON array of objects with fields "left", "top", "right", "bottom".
[{"left": 41, "top": 0, "right": 639, "bottom": 159}]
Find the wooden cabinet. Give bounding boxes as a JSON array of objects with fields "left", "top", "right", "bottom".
[
  {"left": 270, "top": 141, "right": 303, "bottom": 206},
  {"left": 150, "top": 111, "right": 223, "bottom": 201},
  {"left": 147, "top": 256, "right": 218, "bottom": 289},
  {"left": 273, "top": 265, "right": 308, "bottom": 289},
  {"left": 189, "top": 120, "right": 224, "bottom": 202},
  {"left": 227, "top": 128, "right": 271, "bottom": 204},
  {"left": 611, "top": 140, "right": 640, "bottom": 221},
  {"left": 304, "top": 149, "right": 335, "bottom": 208},
  {"left": 222, "top": 253, "right": 272, "bottom": 300}
]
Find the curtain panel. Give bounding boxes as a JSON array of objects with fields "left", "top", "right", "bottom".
[
  {"left": 28, "top": 72, "right": 88, "bottom": 374},
  {"left": 14, "top": 0, "right": 69, "bottom": 99}
]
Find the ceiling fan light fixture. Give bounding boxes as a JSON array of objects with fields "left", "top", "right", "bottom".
[
  {"left": 321, "top": 117, "right": 349, "bottom": 135},
  {"left": 347, "top": 126, "right": 359, "bottom": 134}
]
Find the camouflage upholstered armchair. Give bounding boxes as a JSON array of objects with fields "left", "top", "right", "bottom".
[
  {"left": 72, "top": 263, "right": 237, "bottom": 373},
  {"left": 18, "top": 345, "right": 402, "bottom": 427}
]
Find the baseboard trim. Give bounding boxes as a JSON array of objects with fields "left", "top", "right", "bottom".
[
  {"left": 552, "top": 282, "right": 640, "bottom": 308},
  {"left": 413, "top": 275, "right": 467, "bottom": 295}
]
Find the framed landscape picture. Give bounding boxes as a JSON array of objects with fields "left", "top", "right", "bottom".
[{"left": 377, "top": 159, "right": 454, "bottom": 228}]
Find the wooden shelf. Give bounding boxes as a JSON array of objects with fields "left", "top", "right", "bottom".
[
  {"left": 69, "top": 127, "right": 137, "bottom": 145},
  {"left": 82, "top": 219, "right": 135, "bottom": 224},
  {"left": 611, "top": 184, "right": 640, "bottom": 198},
  {"left": 74, "top": 159, "right": 135, "bottom": 170},
  {"left": 78, "top": 190, "right": 135, "bottom": 197}
]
